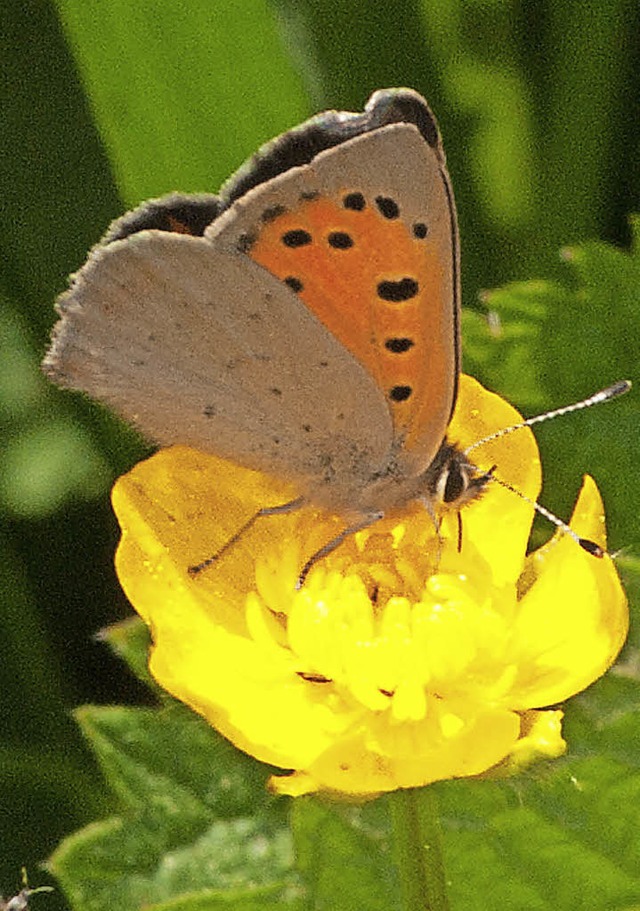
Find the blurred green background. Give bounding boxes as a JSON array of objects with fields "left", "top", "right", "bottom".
[{"left": 1, "top": 0, "right": 638, "bottom": 904}]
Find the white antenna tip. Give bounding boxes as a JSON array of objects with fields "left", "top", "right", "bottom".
[{"left": 603, "top": 379, "right": 631, "bottom": 400}]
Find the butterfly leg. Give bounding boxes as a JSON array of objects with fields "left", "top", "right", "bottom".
[
  {"left": 296, "top": 512, "right": 385, "bottom": 590},
  {"left": 188, "top": 496, "right": 307, "bottom": 576}
]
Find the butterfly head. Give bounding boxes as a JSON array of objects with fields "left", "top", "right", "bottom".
[{"left": 422, "top": 440, "right": 494, "bottom": 513}]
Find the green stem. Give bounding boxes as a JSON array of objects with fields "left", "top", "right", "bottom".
[{"left": 389, "top": 787, "right": 450, "bottom": 911}]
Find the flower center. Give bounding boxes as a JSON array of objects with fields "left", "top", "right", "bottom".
[{"left": 248, "top": 520, "right": 517, "bottom": 723}]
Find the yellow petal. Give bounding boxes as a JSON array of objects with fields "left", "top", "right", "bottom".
[
  {"left": 113, "top": 449, "right": 352, "bottom": 769},
  {"left": 508, "top": 476, "right": 628, "bottom": 708},
  {"left": 446, "top": 376, "right": 541, "bottom": 587},
  {"left": 289, "top": 707, "right": 521, "bottom": 794},
  {"left": 113, "top": 445, "right": 299, "bottom": 626},
  {"left": 487, "top": 709, "right": 567, "bottom": 777}
]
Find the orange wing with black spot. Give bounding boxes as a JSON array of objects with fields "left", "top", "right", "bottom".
[{"left": 212, "top": 91, "right": 460, "bottom": 476}]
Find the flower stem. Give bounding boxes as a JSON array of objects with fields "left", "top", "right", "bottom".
[{"left": 389, "top": 786, "right": 450, "bottom": 911}]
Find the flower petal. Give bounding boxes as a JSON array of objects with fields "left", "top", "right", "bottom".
[
  {"left": 446, "top": 376, "right": 541, "bottom": 587},
  {"left": 271, "top": 707, "right": 521, "bottom": 795},
  {"left": 113, "top": 448, "right": 357, "bottom": 769},
  {"left": 508, "top": 476, "right": 628, "bottom": 708},
  {"left": 113, "top": 445, "right": 299, "bottom": 628}
]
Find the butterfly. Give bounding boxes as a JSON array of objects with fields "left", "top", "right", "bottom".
[
  {"left": 45, "top": 88, "right": 619, "bottom": 574},
  {"left": 44, "top": 88, "right": 487, "bottom": 519}
]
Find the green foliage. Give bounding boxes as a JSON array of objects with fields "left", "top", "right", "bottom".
[
  {"left": 1, "top": 1, "right": 638, "bottom": 909},
  {"left": 51, "top": 702, "right": 300, "bottom": 910},
  {"left": 292, "top": 798, "right": 399, "bottom": 910},
  {"left": 463, "top": 220, "right": 639, "bottom": 552},
  {"left": 54, "top": 0, "right": 309, "bottom": 205},
  {"left": 0, "top": 302, "right": 112, "bottom": 519}
]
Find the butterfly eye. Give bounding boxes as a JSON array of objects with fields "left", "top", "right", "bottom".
[
  {"left": 441, "top": 460, "right": 466, "bottom": 504},
  {"left": 429, "top": 448, "right": 492, "bottom": 510},
  {"left": 432, "top": 454, "right": 466, "bottom": 505}
]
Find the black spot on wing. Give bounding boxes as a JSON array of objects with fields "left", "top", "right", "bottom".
[
  {"left": 377, "top": 278, "right": 419, "bottom": 302},
  {"left": 389, "top": 385, "right": 413, "bottom": 402},
  {"left": 282, "top": 229, "right": 312, "bottom": 248},
  {"left": 261, "top": 204, "right": 287, "bottom": 223},
  {"left": 375, "top": 196, "right": 400, "bottom": 219},
  {"left": 343, "top": 191, "right": 366, "bottom": 211},
  {"left": 237, "top": 231, "right": 257, "bottom": 253},
  {"left": 385, "top": 337, "right": 414, "bottom": 353},
  {"left": 327, "top": 231, "right": 354, "bottom": 249}
]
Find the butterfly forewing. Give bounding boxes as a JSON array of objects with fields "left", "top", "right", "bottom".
[{"left": 211, "top": 114, "right": 460, "bottom": 477}]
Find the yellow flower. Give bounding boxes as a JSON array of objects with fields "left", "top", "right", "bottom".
[{"left": 112, "top": 376, "right": 628, "bottom": 797}]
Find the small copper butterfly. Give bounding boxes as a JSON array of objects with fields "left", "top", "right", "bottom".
[{"left": 42, "top": 88, "right": 626, "bottom": 570}]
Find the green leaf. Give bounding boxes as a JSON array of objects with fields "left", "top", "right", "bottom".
[
  {"left": 565, "top": 675, "right": 640, "bottom": 765},
  {"left": 538, "top": 219, "right": 640, "bottom": 402},
  {"left": 0, "top": 302, "right": 113, "bottom": 518},
  {"left": 460, "top": 224, "right": 638, "bottom": 555},
  {"left": 431, "top": 770, "right": 640, "bottom": 910},
  {"left": 461, "top": 282, "right": 548, "bottom": 408},
  {"left": 618, "top": 555, "right": 640, "bottom": 650},
  {"left": 463, "top": 219, "right": 639, "bottom": 410},
  {"left": 50, "top": 704, "right": 299, "bottom": 910},
  {"left": 146, "top": 884, "right": 304, "bottom": 910},
  {"left": 98, "top": 616, "right": 156, "bottom": 691},
  {"left": 292, "top": 797, "right": 399, "bottom": 910},
  {"left": 531, "top": 223, "right": 638, "bottom": 549},
  {"left": 54, "top": 0, "right": 310, "bottom": 204}
]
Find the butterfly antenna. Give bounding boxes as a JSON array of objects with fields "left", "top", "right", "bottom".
[
  {"left": 462, "top": 379, "right": 631, "bottom": 558},
  {"left": 482, "top": 470, "right": 605, "bottom": 557},
  {"left": 464, "top": 380, "right": 631, "bottom": 457}
]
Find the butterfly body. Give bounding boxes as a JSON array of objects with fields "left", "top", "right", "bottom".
[{"left": 44, "top": 89, "right": 485, "bottom": 527}]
